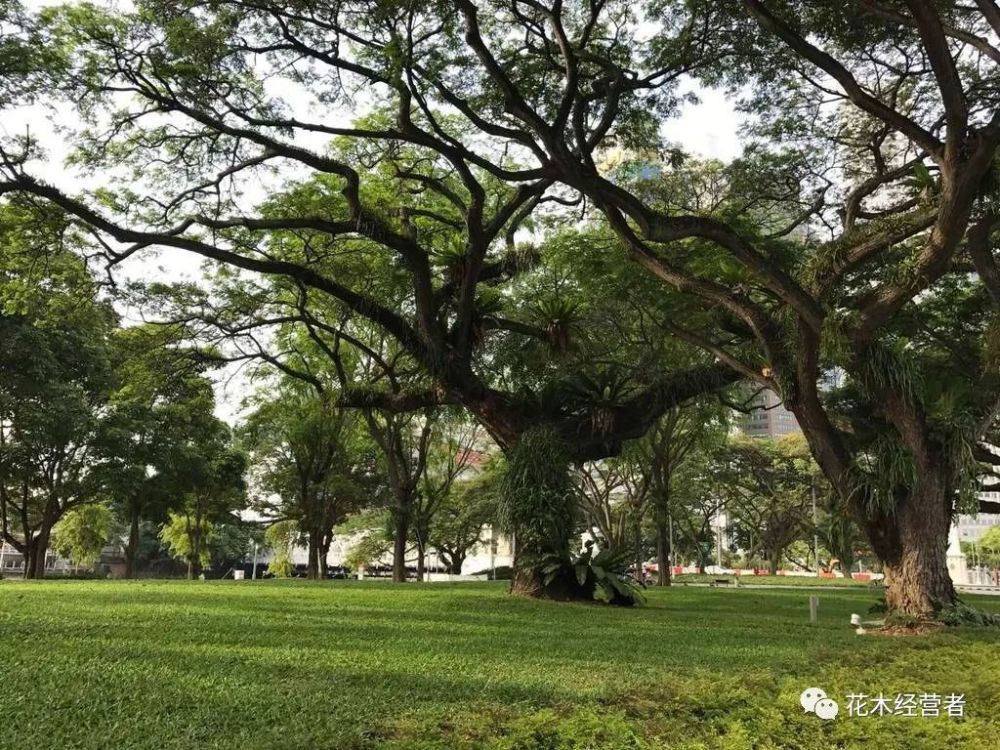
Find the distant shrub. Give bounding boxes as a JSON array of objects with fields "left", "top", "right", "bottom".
[{"left": 938, "top": 601, "right": 1000, "bottom": 627}]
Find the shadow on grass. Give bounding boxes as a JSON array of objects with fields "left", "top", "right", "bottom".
[{"left": 1, "top": 581, "right": 998, "bottom": 749}]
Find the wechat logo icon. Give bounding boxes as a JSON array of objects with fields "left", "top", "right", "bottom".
[{"left": 800, "top": 687, "right": 839, "bottom": 720}]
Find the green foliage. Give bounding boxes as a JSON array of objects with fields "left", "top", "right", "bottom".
[
  {"left": 564, "top": 367, "right": 638, "bottom": 434},
  {"left": 335, "top": 508, "right": 390, "bottom": 537},
  {"left": 158, "top": 511, "right": 214, "bottom": 570},
  {"left": 264, "top": 520, "right": 298, "bottom": 578},
  {"left": 718, "top": 434, "right": 823, "bottom": 571},
  {"left": 427, "top": 468, "right": 497, "bottom": 574},
  {"left": 813, "top": 501, "right": 867, "bottom": 574},
  {"left": 906, "top": 163, "right": 938, "bottom": 195},
  {"left": 856, "top": 341, "right": 921, "bottom": 406},
  {"left": 497, "top": 427, "right": 577, "bottom": 564},
  {"left": 0, "top": 200, "right": 117, "bottom": 571},
  {"left": 544, "top": 540, "right": 645, "bottom": 606},
  {"left": 976, "top": 526, "right": 1000, "bottom": 570},
  {"left": 937, "top": 601, "right": 1000, "bottom": 628},
  {"left": 241, "top": 379, "right": 373, "bottom": 563},
  {"left": 205, "top": 520, "right": 258, "bottom": 573},
  {"left": 345, "top": 530, "right": 392, "bottom": 571},
  {"left": 50, "top": 504, "right": 113, "bottom": 567},
  {"left": 98, "top": 323, "right": 222, "bottom": 573},
  {"left": 528, "top": 298, "right": 583, "bottom": 353}
]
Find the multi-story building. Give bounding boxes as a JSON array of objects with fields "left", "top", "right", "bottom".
[
  {"left": 949, "top": 509, "right": 999, "bottom": 585},
  {"left": 955, "top": 510, "right": 1000, "bottom": 544},
  {"left": 739, "top": 389, "right": 801, "bottom": 438},
  {"left": 0, "top": 541, "right": 78, "bottom": 576}
]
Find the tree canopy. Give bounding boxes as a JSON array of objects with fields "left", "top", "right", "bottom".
[{"left": 1, "top": 0, "right": 999, "bottom": 615}]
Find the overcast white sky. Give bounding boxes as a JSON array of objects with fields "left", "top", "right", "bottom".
[{"left": 8, "top": 0, "right": 743, "bottom": 424}]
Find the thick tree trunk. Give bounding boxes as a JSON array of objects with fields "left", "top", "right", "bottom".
[
  {"left": 23, "top": 528, "right": 50, "bottom": 579},
  {"left": 448, "top": 554, "right": 464, "bottom": 575},
  {"left": 655, "top": 521, "right": 671, "bottom": 586},
  {"left": 305, "top": 529, "right": 321, "bottom": 580},
  {"left": 768, "top": 551, "right": 779, "bottom": 576},
  {"left": 318, "top": 536, "right": 330, "bottom": 579},
  {"left": 509, "top": 540, "right": 594, "bottom": 601},
  {"left": 633, "top": 515, "right": 644, "bottom": 584},
  {"left": 189, "top": 526, "right": 202, "bottom": 580},
  {"left": 391, "top": 504, "right": 409, "bottom": 583},
  {"left": 866, "top": 481, "right": 956, "bottom": 619},
  {"left": 415, "top": 541, "right": 426, "bottom": 581},
  {"left": 789, "top": 384, "right": 958, "bottom": 619},
  {"left": 510, "top": 555, "right": 593, "bottom": 600},
  {"left": 125, "top": 504, "right": 140, "bottom": 579}
]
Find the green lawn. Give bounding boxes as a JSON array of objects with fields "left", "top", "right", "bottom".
[
  {"left": 0, "top": 581, "right": 997, "bottom": 749},
  {"left": 672, "top": 573, "right": 869, "bottom": 587}
]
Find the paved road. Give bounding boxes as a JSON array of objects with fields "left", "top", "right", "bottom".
[{"left": 956, "top": 585, "right": 1000, "bottom": 596}]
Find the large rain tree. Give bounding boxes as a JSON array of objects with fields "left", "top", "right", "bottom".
[
  {"left": 0, "top": 1, "right": 731, "bottom": 452},
  {"left": 3, "top": 1, "right": 1000, "bottom": 615},
  {"left": 0, "top": 1, "right": 737, "bottom": 597},
  {"left": 393, "top": 0, "right": 1000, "bottom": 617}
]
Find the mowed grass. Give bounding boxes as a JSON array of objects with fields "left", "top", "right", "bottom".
[
  {"left": 0, "top": 581, "right": 998, "bottom": 750},
  {"left": 671, "top": 573, "right": 870, "bottom": 587}
]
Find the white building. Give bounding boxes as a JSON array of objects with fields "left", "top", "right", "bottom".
[{"left": 955, "top": 510, "right": 1000, "bottom": 544}]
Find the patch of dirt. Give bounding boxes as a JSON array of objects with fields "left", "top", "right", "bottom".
[{"left": 869, "top": 621, "right": 945, "bottom": 637}]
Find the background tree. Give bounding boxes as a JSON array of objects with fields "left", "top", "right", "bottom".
[
  {"left": 428, "top": 470, "right": 497, "bottom": 576},
  {"left": 50, "top": 503, "right": 113, "bottom": 571},
  {"left": 363, "top": 409, "right": 434, "bottom": 582},
  {"left": 971, "top": 525, "right": 1000, "bottom": 585},
  {"left": 576, "top": 459, "right": 629, "bottom": 553},
  {"left": 719, "top": 435, "right": 817, "bottom": 575},
  {"left": 159, "top": 511, "right": 214, "bottom": 577},
  {"left": 412, "top": 414, "right": 481, "bottom": 578},
  {"left": 208, "top": 518, "right": 261, "bottom": 575},
  {"left": 101, "top": 323, "right": 220, "bottom": 578},
  {"left": 814, "top": 493, "right": 870, "bottom": 576},
  {"left": 264, "top": 519, "right": 297, "bottom": 579},
  {"left": 243, "top": 378, "right": 373, "bottom": 579},
  {"left": 0, "top": 199, "right": 115, "bottom": 577},
  {"left": 344, "top": 526, "right": 393, "bottom": 575},
  {"left": 637, "top": 400, "right": 730, "bottom": 585},
  {"left": 670, "top": 450, "right": 729, "bottom": 574},
  {"left": 575, "top": 442, "right": 657, "bottom": 578},
  {"left": 160, "top": 419, "right": 247, "bottom": 579}
]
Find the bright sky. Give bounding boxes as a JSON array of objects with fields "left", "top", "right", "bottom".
[{"left": 7, "top": 0, "right": 743, "bottom": 424}]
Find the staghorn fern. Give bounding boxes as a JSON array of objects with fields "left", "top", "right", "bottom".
[
  {"left": 564, "top": 367, "right": 638, "bottom": 434},
  {"left": 542, "top": 540, "right": 645, "bottom": 606},
  {"left": 529, "top": 298, "right": 583, "bottom": 353}
]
